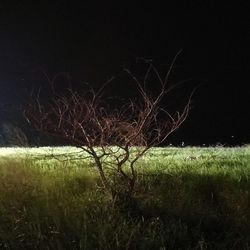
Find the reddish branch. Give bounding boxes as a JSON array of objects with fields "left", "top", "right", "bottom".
[{"left": 24, "top": 57, "right": 193, "bottom": 197}]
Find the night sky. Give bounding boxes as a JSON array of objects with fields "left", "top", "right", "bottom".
[{"left": 0, "top": 2, "right": 249, "bottom": 145}]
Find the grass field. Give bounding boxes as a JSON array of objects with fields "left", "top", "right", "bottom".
[{"left": 0, "top": 145, "right": 250, "bottom": 249}]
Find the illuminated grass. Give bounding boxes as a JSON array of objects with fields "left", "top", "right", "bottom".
[{"left": 0, "top": 145, "right": 250, "bottom": 249}]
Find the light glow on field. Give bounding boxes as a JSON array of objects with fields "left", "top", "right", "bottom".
[
  {"left": 0, "top": 145, "right": 249, "bottom": 157},
  {"left": 0, "top": 145, "right": 249, "bottom": 169},
  {"left": 0, "top": 146, "right": 81, "bottom": 158}
]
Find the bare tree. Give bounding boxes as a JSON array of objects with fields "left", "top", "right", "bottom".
[{"left": 24, "top": 54, "right": 193, "bottom": 202}]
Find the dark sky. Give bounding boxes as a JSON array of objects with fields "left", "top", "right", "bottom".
[{"left": 0, "top": 2, "right": 249, "bottom": 145}]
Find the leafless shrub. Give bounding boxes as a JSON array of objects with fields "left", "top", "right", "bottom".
[{"left": 24, "top": 53, "right": 194, "bottom": 201}]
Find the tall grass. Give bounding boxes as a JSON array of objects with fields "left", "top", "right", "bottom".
[{"left": 0, "top": 145, "right": 250, "bottom": 249}]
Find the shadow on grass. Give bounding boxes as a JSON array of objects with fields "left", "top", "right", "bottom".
[
  {"left": 137, "top": 172, "right": 250, "bottom": 249},
  {"left": 1, "top": 160, "right": 250, "bottom": 249}
]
